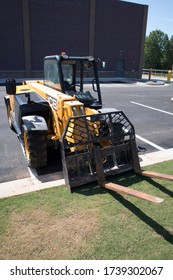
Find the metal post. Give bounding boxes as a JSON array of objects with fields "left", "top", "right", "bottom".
[
  {"left": 89, "top": 0, "right": 96, "bottom": 56},
  {"left": 138, "top": 5, "right": 148, "bottom": 78},
  {"left": 167, "top": 70, "right": 172, "bottom": 82},
  {"left": 22, "top": 0, "right": 32, "bottom": 77},
  {"left": 149, "top": 68, "right": 152, "bottom": 80}
]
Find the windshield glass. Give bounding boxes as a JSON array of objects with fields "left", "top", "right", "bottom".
[
  {"left": 62, "top": 64, "right": 73, "bottom": 84},
  {"left": 44, "top": 59, "right": 61, "bottom": 90}
]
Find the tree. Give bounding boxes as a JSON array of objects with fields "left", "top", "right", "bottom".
[
  {"left": 168, "top": 36, "right": 173, "bottom": 69},
  {"left": 144, "top": 30, "right": 171, "bottom": 69}
]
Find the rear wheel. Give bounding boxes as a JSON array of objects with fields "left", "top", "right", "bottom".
[{"left": 23, "top": 129, "right": 47, "bottom": 168}]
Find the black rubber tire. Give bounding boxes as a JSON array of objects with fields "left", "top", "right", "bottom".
[{"left": 23, "top": 129, "right": 47, "bottom": 168}]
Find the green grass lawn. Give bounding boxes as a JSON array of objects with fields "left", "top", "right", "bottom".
[{"left": 0, "top": 161, "right": 173, "bottom": 260}]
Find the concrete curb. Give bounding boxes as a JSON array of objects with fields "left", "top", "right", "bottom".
[
  {"left": 1, "top": 149, "right": 173, "bottom": 199},
  {"left": 139, "top": 148, "right": 173, "bottom": 167},
  {"left": 0, "top": 173, "right": 65, "bottom": 199}
]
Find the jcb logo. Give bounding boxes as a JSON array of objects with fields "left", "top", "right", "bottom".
[{"left": 47, "top": 96, "right": 57, "bottom": 110}]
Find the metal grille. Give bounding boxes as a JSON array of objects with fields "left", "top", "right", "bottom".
[
  {"left": 60, "top": 111, "right": 138, "bottom": 190},
  {"left": 62, "top": 111, "right": 135, "bottom": 147}
]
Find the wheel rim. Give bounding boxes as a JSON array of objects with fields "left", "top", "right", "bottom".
[
  {"left": 23, "top": 131, "right": 30, "bottom": 160},
  {"left": 7, "top": 106, "right": 12, "bottom": 126}
]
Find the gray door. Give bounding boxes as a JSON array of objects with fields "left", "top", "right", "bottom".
[{"left": 115, "top": 60, "right": 124, "bottom": 77}]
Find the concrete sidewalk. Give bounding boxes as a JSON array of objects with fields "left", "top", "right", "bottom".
[
  {"left": 0, "top": 76, "right": 172, "bottom": 86},
  {"left": 1, "top": 148, "right": 173, "bottom": 199}
]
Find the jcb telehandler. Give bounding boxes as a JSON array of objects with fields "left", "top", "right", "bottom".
[{"left": 4, "top": 53, "right": 173, "bottom": 203}]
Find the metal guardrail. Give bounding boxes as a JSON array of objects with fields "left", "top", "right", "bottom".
[{"left": 142, "top": 69, "right": 172, "bottom": 82}]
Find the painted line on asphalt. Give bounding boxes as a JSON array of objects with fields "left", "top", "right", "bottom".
[
  {"left": 131, "top": 101, "right": 173, "bottom": 116},
  {"left": 136, "top": 134, "right": 166, "bottom": 151}
]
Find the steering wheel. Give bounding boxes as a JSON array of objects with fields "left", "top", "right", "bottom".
[{"left": 68, "top": 84, "right": 81, "bottom": 90}]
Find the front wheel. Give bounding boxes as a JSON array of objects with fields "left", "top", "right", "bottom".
[
  {"left": 23, "top": 129, "right": 47, "bottom": 168},
  {"left": 6, "top": 105, "right": 15, "bottom": 131}
]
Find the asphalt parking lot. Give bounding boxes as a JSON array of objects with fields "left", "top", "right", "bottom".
[
  {"left": 0, "top": 81, "right": 173, "bottom": 183},
  {"left": 101, "top": 82, "right": 173, "bottom": 152}
]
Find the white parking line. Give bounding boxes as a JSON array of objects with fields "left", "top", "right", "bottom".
[
  {"left": 131, "top": 101, "right": 173, "bottom": 116},
  {"left": 136, "top": 134, "right": 166, "bottom": 151},
  {"left": 131, "top": 101, "right": 169, "bottom": 151}
]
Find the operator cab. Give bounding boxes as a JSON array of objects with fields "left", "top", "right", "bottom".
[{"left": 44, "top": 54, "right": 103, "bottom": 109}]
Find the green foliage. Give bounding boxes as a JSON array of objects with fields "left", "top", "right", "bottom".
[
  {"left": 168, "top": 36, "right": 173, "bottom": 68},
  {"left": 144, "top": 30, "right": 173, "bottom": 69}
]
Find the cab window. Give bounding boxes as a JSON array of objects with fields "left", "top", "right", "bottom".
[
  {"left": 62, "top": 64, "right": 73, "bottom": 85},
  {"left": 44, "top": 59, "right": 60, "bottom": 89}
]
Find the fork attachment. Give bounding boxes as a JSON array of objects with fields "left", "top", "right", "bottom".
[
  {"left": 93, "top": 144, "right": 164, "bottom": 203},
  {"left": 136, "top": 170, "right": 173, "bottom": 181},
  {"left": 60, "top": 111, "right": 140, "bottom": 191}
]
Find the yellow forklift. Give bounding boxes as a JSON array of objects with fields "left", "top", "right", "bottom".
[{"left": 5, "top": 53, "right": 173, "bottom": 202}]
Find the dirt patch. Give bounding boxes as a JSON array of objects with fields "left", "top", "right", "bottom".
[{"left": 0, "top": 208, "right": 99, "bottom": 259}]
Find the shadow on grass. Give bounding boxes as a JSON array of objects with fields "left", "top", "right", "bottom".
[
  {"left": 143, "top": 177, "right": 173, "bottom": 198},
  {"left": 109, "top": 190, "right": 173, "bottom": 244},
  {"left": 109, "top": 171, "right": 173, "bottom": 198},
  {"left": 73, "top": 170, "right": 173, "bottom": 198},
  {"left": 74, "top": 171, "right": 144, "bottom": 196},
  {"left": 74, "top": 171, "right": 173, "bottom": 244}
]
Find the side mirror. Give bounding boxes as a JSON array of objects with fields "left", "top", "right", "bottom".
[
  {"left": 102, "top": 61, "right": 106, "bottom": 69},
  {"left": 96, "top": 58, "right": 106, "bottom": 69},
  {"left": 6, "top": 78, "right": 16, "bottom": 95}
]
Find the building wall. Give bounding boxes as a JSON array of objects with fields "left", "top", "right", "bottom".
[
  {"left": 0, "top": 0, "right": 148, "bottom": 78},
  {"left": 94, "top": 0, "right": 148, "bottom": 77},
  {"left": 29, "top": 0, "right": 90, "bottom": 70}
]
